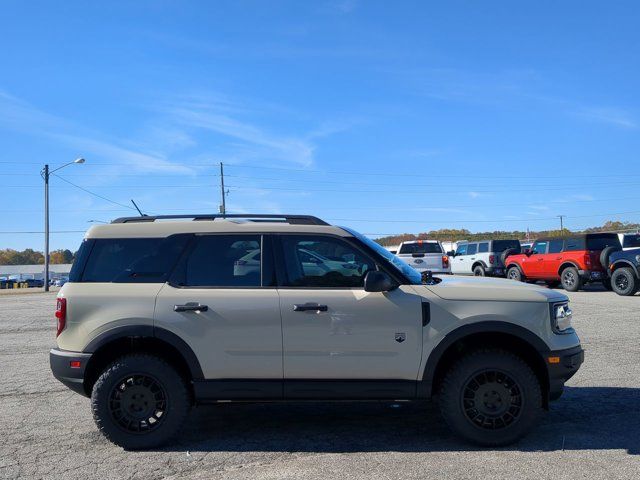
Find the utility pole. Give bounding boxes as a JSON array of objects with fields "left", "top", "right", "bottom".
[
  {"left": 43, "top": 164, "right": 50, "bottom": 292},
  {"left": 558, "top": 215, "right": 565, "bottom": 233},
  {"left": 219, "top": 162, "right": 226, "bottom": 216}
]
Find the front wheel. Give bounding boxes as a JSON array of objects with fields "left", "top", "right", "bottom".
[
  {"left": 611, "top": 268, "right": 638, "bottom": 296},
  {"left": 438, "top": 349, "right": 542, "bottom": 446},
  {"left": 560, "top": 266, "right": 582, "bottom": 292},
  {"left": 91, "top": 354, "right": 190, "bottom": 450}
]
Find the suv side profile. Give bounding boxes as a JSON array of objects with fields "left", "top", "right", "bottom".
[
  {"left": 449, "top": 239, "right": 521, "bottom": 277},
  {"left": 505, "top": 233, "right": 621, "bottom": 291},
  {"left": 50, "top": 214, "right": 583, "bottom": 449},
  {"left": 606, "top": 247, "right": 640, "bottom": 296}
]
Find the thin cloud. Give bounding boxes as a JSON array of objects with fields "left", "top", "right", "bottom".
[
  {"left": 468, "top": 191, "right": 481, "bottom": 199},
  {"left": 0, "top": 90, "right": 193, "bottom": 174},
  {"left": 573, "top": 107, "right": 638, "bottom": 130}
]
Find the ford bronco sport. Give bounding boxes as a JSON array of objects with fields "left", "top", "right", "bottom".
[
  {"left": 505, "top": 233, "right": 621, "bottom": 291},
  {"left": 50, "top": 214, "right": 583, "bottom": 449}
]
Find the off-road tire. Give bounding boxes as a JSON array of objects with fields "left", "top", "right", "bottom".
[
  {"left": 473, "top": 265, "right": 485, "bottom": 277},
  {"left": 600, "top": 246, "right": 621, "bottom": 269},
  {"left": 91, "top": 354, "right": 190, "bottom": 450},
  {"left": 438, "top": 349, "right": 542, "bottom": 446},
  {"left": 560, "top": 266, "right": 582, "bottom": 292},
  {"left": 501, "top": 248, "right": 518, "bottom": 265},
  {"left": 611, "top": 267, "right": 638, "bottom": 296},
  {"left": 506, "top": 266, "right": 523, "bottom": 282}
]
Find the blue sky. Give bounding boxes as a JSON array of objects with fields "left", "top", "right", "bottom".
[{"left": 1, "top": 0, "right": 639, "bottom": 250}]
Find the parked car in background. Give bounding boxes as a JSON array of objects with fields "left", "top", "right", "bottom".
[
  {"left": 449, "top": 239, "right": 521, "bottom": 277},
  {"left": 520, "top": 241, "right": 533, "bottom": 252},
  {"left": 619, "top": 233, "right": 640, "bottom": 251},
  {"left": 505, "top": 233, "right": 621, "bottom": 291},
  {"left": 606, "top": 247, "right": 640, "bottom": 296},
  {"left": 383, "top": 245, "right": 397, "bottom": 254},
  {"left": 395, "top": 240, "right": 450, "bottom": 274},
  {"left": 54, "top": 278, "right": 68, "bottom": 287}
]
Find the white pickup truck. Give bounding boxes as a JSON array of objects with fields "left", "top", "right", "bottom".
[{"left": 395, "top": 240, "right": 450, "bottom": 274}]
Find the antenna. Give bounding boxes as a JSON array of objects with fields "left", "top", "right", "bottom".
[{"left": 131, "top": 199, "right": 146, "bottom": 216}]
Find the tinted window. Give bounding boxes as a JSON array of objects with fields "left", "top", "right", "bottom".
[
  {"left": 492, "top": 240, "right": 521, "bottom": 253},
  {"left": 549, "top": 239, "right": 564, "bottom": 254},
  {"left": 565, "top": 238, "right": 585, "bottom": 251},
  {"left": 532, "top": 241, "right": 548, "bottom": 254},
  {"left": 467, "top": 243, "right": 478, "bottom": 255},
  {"left": 177, "top": 235, "right": 263, "bottom": 287},
  {"left": 398, "top": 242, "right": 443, "bottom": 254},
  {"left": 623, "top": 234, "right": 640, "bottom": 248},
  {"left": 586, "top": 234, "right": 621, "bottom": 251},
  {"left": 478, "top": 242, "right": 489, "bottom": 253},
  {"left": 455, "top": 244, "right": 468, "bottom": 256},
  {"left": 281, "top": 236, "right": 375, "bottom": 287},
  {"left": 79, "top": 236, "right": 190, "bottom": 283}
]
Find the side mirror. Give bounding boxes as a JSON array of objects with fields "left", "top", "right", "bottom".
[
  {"left": 364, "top": 270, "right": 397, "bottom": 292},
  {"left": 526, "top": 249, "right": 533, "bottom": 256},
  {"left": 447, "top": 250, "right": 455, "bottom": 257}
]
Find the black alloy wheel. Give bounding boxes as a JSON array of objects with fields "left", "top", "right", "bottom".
[
  {"left": 109, "top": 374, "right": 167, "bottom": 434},
  {"left": 461, "top": 369, "right": 522, "bottom": 430}
]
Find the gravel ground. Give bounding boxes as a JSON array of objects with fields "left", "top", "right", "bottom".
[{"left": 0, "top": 287, "right": 638, "bottom": 479}]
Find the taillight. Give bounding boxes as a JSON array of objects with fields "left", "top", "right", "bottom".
[
  {"left": 442, "top": 255, "right": 449, "bottom": 269},
  {"left": 55, "top": 298, "right": 66, "bottom": 337},
  {"left": 489, "top": 255, "right": 495, "bottom": 264},
  {"left": 584, "top": 253, "right": 592, "bottom": 267}
]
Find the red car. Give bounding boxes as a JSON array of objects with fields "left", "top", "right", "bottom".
[{"left": 505, "top": 233, "right": 621, "bottom": 291}]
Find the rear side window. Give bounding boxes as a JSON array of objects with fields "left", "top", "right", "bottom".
[
  {"left": 467, "top": 243, "right": 478, "bottom": 255},
  {"left": 564, "top": 238, "right": 585, "bottom": 251},
  {"left": 586, "top": 235, "right": 621, "bottom": 251},
  {"left": 79, "top": 235, "right": 190, "bottom": 283},
  {"left": 623, "top": 234, "right": 640, "bottom": 248},
  {"left": 549, "top": 239, "right": 564, "bottom": 254},
  {"left": 174, "top": 235, "right": 265, "bottom": 287},
  {"left": 398, "top": 242, "right": 443, "bottom": 254},
  {"left": 478, "top": 242, "right": 489, "bottom": 253}
]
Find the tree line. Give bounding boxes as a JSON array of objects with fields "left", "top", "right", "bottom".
[
  {"left": 0, "top": 249, "right": 75, "bottom": 265},
  {"left": 374, "top": 220, "right": 640, "bottom": 246}
]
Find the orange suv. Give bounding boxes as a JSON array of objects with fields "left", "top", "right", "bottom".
[{"left": 504, "top": 233, "right": 621, "bottom": 291}]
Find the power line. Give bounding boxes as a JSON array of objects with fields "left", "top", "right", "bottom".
[{"left": 52, "top": 174, "right": 137, "bottom": 211}]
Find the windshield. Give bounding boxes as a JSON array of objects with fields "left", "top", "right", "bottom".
[
  {"left": 341, "top": 227, "right": 423, "bottom": 284},
  {"left": 398, "top": 242, "right": 443, "bottom": 254}
]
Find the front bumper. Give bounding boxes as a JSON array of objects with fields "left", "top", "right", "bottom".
[
  {"left": 50, "top": 348, "right": 92, "bottom": 396},
  {"left": 547, "top": 345, "right": 584, "bottom": 401}
]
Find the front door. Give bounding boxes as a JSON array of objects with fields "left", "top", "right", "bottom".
[
  {"left": 451, "top": 243, "right": 468, "bottom": 274},
  {"left": 154, "top": 234, "right": 283, "bottom": 398},
  {"left": 527, "top": 240, "right": 549, "bottom": 278},
  {"left": 276, "top": 234, "right": 424, "bottom": 399}
]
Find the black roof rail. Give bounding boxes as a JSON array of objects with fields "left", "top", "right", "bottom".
[{"left": 111, "top": 214, "right": 330, "bottom": 226}]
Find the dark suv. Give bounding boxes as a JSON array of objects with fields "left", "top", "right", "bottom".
[
  {"left": 607, "top": 248, "right": 640, "bottom": 296},
  {"left": 505, "top": 233, "right": 621, "bottom": 291}
]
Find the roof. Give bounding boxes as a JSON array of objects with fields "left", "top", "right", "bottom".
[
  {"left": 535, "top": 232, "right": 619, "bottom": 242},
  {"left": 86, "top": 215, "right": 348, "bottom": 239}
]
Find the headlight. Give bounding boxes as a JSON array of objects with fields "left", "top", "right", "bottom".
[{"left": 551, "top": 302, "right": 573, "bottom": 334}]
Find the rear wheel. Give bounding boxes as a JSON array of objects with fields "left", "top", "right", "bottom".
[
  {"left": 506, "top": 266, "right": 523, "bottom": 282},
  {"left": 473, "top": 265, "right": 485, "bottom": 276},
  {"left": 560, "top": 266, "right": 582, "bottom": 292},
  {"left": 611, "top": 268, "right": 638, "bottom": 296},
  {"left": 438, "top": 349, "right": 542, "bottom": 446},
  {"left": 91, "top": 354, "right": 190, "bottom": 450}
]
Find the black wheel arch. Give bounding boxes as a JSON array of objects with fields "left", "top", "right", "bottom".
[
  {"left": 610, "top": 260, "right": 640, "bottom": 278},
  {"left": 418, "top": 321, "right": 550, "bottom": 406},
  {"left": 472, "top": 261, "right": 488, "bottom": 271},
  {"left": 82, "top": 325, "right": 204, "bottom": 397},
  {"left": 558, "top": 261, "right": 580, "bottom": 276}
]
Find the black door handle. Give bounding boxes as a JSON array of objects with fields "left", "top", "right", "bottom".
[
  {"left": 174, "top": 303, "right": 208, "bottom": 312},
  {"left": 293, "top": 303, "right": 328, "bottom": 312}
]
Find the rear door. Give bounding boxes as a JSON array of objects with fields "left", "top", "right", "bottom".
[
  {"left": 276, "top": 234, "right": 423, "bottom": 398},
  {"left": 154, "top": 234, "right": 283, "bottom": 397}
]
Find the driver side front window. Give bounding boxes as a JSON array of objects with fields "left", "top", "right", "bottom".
[{"left": 280, "top": 236, "right": 376, "bottom": 287}]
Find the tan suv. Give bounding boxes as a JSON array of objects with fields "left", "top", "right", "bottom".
[{"left": 50, "top": 214, "right": 583, "bottom": 449}]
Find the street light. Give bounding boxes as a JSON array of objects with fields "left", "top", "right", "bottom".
[{"left": 41, "top": 158, "right": 85, "bottom": 291}]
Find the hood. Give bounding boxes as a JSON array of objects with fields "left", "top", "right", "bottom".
[{"left": 420, "top": 275, "right": 568, "bottom": 303}]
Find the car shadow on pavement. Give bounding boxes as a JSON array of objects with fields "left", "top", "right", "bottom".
[{"left": 164, "top": 386, "right": 640, "bottom": 455}]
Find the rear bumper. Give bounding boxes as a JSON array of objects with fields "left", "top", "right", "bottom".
[
  {"left": 578, "top": 269, "right": 606, "bottom": 281},
  {"left": 547, "top": 345, "right": 584, "bottom": 401},
  {"left": 485, "top": 266, "right": 505, "bottom": 277},
  {"left": 49, "top": 348, "right": 92, "bottom": 397}
]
